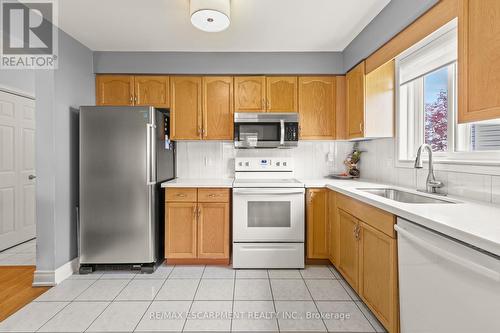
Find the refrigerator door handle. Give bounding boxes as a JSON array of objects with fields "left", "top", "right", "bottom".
[{"left": 146, "top": 123, "right": 155, "bottom": 185}]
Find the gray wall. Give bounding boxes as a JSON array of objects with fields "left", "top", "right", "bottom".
[
  {"left": 0, "top": 70, "right": 35, "bottom": 96},
  {"left": 342, "top": 0, "right": 439, "bottom": 71},
  {"left": 93, "top": 51, "right": 344, "bottom": 74},
  {"left": 36, "top": 28, "right": 95, "bottom": 271}
]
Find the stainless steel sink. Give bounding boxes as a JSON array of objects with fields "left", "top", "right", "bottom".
[{"left": 357, "top": 188, "right": 455, "bottom": 204}]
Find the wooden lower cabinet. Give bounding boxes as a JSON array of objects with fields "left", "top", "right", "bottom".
[
  {"left": 359, "top": 222, "right": 398, "bottom": 333},
  {"left": 337, "top": 209, "right": 359, "bottom": 290},
  {"left": 165, "top": 202, "right": 197, "bottom": 259},
  {"left": 328, "top": 190, "right": 338, "bottom": 264},
  {"left": 165, "top": 188, "right": 230, "bottom": 264},
  {"left": 323, "top": 189, "right": 399, "bottom": 333},
  {"left": 306, "top": 189, "right": 329, "bottom": 259},
  {"left": 198, "top": 202, "right": 230, "bottom": 258}
]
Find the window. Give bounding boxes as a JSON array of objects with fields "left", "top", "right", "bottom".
[{"left": 397, "top": 20, "right": 500, "bottom": 163}]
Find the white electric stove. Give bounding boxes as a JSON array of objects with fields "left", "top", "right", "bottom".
[{"left": 232, "top": 157, "right": 305, "bottom": 268}]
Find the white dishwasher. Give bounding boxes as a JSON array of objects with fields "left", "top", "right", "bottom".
[{"left": 395, "top": 218, "right": 500, "bottom": 333}]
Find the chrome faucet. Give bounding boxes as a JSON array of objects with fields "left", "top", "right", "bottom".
[{"left": 414, "top": 144, "right": 444, "bottom": 194}]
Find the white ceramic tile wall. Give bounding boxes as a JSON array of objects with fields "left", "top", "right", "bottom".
[
  {"left": 175, "top": 141, "right": 355, "bottom": 180},
  {"left": 358, "top": 138, "right": 499, "bottom": 205}
]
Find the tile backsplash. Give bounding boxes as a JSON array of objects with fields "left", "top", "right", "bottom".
[
  {"left": 358, "top": 138, "right": 500, "bottom": 205},
  {"left": 175, "top": 141, "right": 354, "bottom": 180}
]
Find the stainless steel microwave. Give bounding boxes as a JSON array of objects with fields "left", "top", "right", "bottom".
[{"left": 234, "top": 113, "right": 299, "bottom": 148}]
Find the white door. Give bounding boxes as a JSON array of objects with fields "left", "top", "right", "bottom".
[{"left": 0, "top": 90, "right": 36, "bottom": 251}]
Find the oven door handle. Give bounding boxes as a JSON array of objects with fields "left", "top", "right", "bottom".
[
  {"left": 233, "top": 188, "right": 305, "bottom": 195},
  {"left": 280, "top": 119, "right": 285, "bottom": 145}
]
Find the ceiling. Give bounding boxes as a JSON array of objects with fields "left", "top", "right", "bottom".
[{"left": 58, "top": 0, "right": 390, "bottom": 52}]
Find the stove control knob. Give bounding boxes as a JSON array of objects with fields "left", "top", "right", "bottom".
[
  {"left": 283, "top": 161, "right": 287, "bottom": 166},
  {"left": 276, "top": 162, "right": 280, "bottom": 166},
  {"left": 245, "top": 162, "right": 249, "bottom": 167},
  {"left": 238, "top": 162, "right": 243, "bottom": 166}
]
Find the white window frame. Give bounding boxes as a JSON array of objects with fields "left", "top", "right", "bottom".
[{"left": 395, "top": 19, "right": 500, "bottom": 174}]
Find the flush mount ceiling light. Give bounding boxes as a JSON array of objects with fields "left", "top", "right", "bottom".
[{"left": 190, "top": 0, "right": 230, "bottom": 32}]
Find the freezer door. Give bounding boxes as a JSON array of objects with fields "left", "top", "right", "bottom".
[{"left": 79, "top": 106, "right": 155, "bottom": 264}]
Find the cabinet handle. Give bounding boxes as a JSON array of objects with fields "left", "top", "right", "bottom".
[
  {"left": 267, "top": 98, "right": 271, "bottom": 110},
  {"left": 197, "top": 207, "right": 201, "bottom": 219},
  {"left": 203, "top": 128, "right": 207, "bottom": 137},
  {"left": 208, "top": 194, "right": 217, "bottom": 198},
  {"left": 359, "top": 122, "right": 363, "bottom": 133},
  {"left": 193, "top": 206, "right": 197, "bottom": 218},
  {"left": 130, "top": 95, "right": 133, "bottom": 103},
  {"left": 176, "top": 193, "right": 186, "bottom": 198},
  {"left": 134, "top": 95, "right": 137, "bottom": 103},
  {"left": 262, "top": 98, "right": 266, "bottom": 111}
]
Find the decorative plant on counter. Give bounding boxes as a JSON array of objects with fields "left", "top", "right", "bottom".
[{"left": 344, "top": 143, "right": 363, "bottom": 178}]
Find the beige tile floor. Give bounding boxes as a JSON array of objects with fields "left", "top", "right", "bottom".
[{"left": 0, "top": 264, "right": 387, "bottom": 332}]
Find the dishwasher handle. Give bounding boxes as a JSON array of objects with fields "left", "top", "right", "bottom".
[{"left": 394, "top": 224, "right": 500, "bottom": 282}]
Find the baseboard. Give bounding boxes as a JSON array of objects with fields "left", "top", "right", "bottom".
[{"left": 33, "top": 257, "right": 79, "bottom": 287}]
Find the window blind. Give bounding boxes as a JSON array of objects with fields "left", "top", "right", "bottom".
[
  {"left": 399, "top": 27, "right": 457, "bottom": 85},
  {"left": 471, "top": 124, "right": 500, "bottom": 151}
]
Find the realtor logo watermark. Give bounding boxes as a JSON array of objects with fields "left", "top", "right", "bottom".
[{"left": 1, "top": 0, "right": 58, "bottom": 69}]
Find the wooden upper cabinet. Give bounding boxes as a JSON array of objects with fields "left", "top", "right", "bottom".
[
  {"left": 135, "top": 76, "right": 170, "bottom": 108},
  {"left": 170, "top": 76, "right": 202, "bottom": 140},
  {"left": 165, "top": 202, "right": 197, "bottom": 259},
  {"left": 96, "top": 75, "right": 134, "bottom": 106},
  {"left": 346, "top": 62, "right": 366, "bottom": 139},
  {"left": 202, "top": 77, "right": 234, "bottom": 140},
  {"left": 306, "top": 189, "right": 329, "bottom": 259},
  {"left": 365, "top": 60, "right": 394, "bottom": 138},
  {"left": 198, "top": 202, "right": 230, "bottom": 259},
  {"left": 335, "top": 76, "right": 347, "bottom": 140},
  {"left": 234, "top": 76, "right": 266, "bottom": 112},
  {"left": 298, "top": 76, "right": 336, "bottom": 139},
  {"left": 337, "top": 209, "right": 359, "bottom": 290},
  {"left": 359, "top": 221, "right": 398, "bottom": 333},
  {"left": 459, "top": 0, "right": 500, "bottom": 123},
  {"left": 266, "top": 76, "right": 298, "bottom": 112}
]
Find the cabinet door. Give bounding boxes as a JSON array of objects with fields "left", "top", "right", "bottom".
[
  {"left": 359, "top": 222, "right": 398, "bottom": 333},
  {"left": 198, "top": 202, "right": 230, "bottom": 259},
  {"left": 165, "top": 202, "right": 197, "bottom": 259},
  {"left": 135, "top": 76, "right": 170, "bottom": 108},
  {"left": 458, "top": 0, "right": 500, "bottom": 123},
  {"left": 337, "top": 209, "right": 359, "bottom": 290},
  {"left": 202, "top": 77, "right": 233, "bottom": 140},
  {"left": 96, "top": 75, "right": 134, "bottom": 106},
  {"left": 234, "top": 76, "right": 266, "bottom": 112},
  {"left": 266, "top": 76, "right": 298, "bottom": 112},
  {"left": 298, "top": 76, "right": 336, "bottom": 139},
  {"left": 328, "top": 190, "right": 338, "bottom": 265},
  {"left": 306, "top": 189, "right": 329, "bottom": 259},
  {"left": 170, "top": 76, "right": 202, "bottom": 140},
  {"left": 365, "top": 60, "right": 394, "bottom": 138},
  {"left": 346, "top": 62, "right": 366, "bottom": 139}
]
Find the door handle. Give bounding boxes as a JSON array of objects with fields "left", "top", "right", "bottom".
[
  {"left": 280, "top": 119, "right": 285, "bottom": 145},
  {"left": 28, "top": 175, "right": 36, "bottom": 180},
  {"left": 146, "top": 123, "right": 155, "bottom": 185}
]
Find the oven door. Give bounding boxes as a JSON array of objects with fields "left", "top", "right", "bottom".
[{"left": 233, "top": 188, "right": 305, "bottom": 242}]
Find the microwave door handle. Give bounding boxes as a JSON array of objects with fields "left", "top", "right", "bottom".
[{"left": 280, "top": 119, "right": 285, "bottom": 145}]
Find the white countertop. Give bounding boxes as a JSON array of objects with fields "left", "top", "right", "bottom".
[
  {"left": 301, "top": 178, "right": 500, "bottom": 257},
  {"left": 160, "top": 177, "right": 500, "bottom": 256},
  {"left": 161, "top": 178, "right": 234, "bottom": 188}
]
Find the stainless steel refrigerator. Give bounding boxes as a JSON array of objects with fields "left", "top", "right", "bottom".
[{"left": 79, "top": 106, "right": 175, "bottom": 273}]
